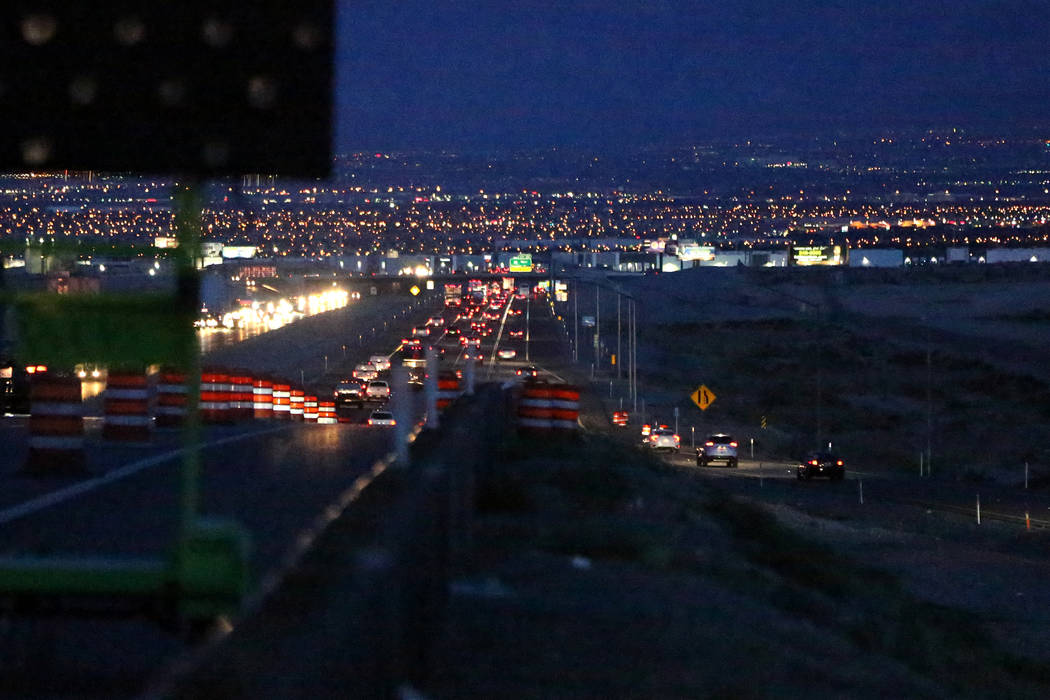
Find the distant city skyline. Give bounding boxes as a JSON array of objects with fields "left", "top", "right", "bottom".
[{"left": 335, "top": 1, "right": 1049, "bottom": 153}]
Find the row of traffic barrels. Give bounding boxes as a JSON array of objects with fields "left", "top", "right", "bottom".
[
  {"left": 516, "top": 380, "right": 580, "bottom": 433},
  {"left": 26, "top": 368, "right": 338, "bottom": 475}
]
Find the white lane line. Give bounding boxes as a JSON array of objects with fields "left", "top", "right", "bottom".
[{"left": 0, "top": 425, "right": 292, "bottom": 526}]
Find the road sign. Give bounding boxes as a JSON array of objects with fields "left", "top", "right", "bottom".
[
  {"left": 509, "top": 254, "right": 533, "bottom": 272},
  {"left": 409, "top": 285, "right": 420, "bottom": 296},
  {"left": 690, "top": 385, "right": 716, "bottom": 411}
]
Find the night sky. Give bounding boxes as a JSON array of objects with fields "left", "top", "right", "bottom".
[{"left": 336, "top": 1, "right": 1048, "bottom": 152}]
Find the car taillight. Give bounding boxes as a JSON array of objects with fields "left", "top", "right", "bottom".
[
  {"left": 368, "top": 419, "right": 374, "bottom": 425},
  {"left": 836, "top": 460, "right": 844, "bottom": 466},
  {"left": 26, "top": 365, "right": 47, "bottom": 374},
  {"left": 390, "top": 419, "right": 397, "bottom": 425},
  {"left": 809, "top": 459, "right": 818, "bottom": 466},
  {"left": 705, "top": 441, "right": 714, "bottom": 447},
  {"left": 674, "top": 435, "right": 680, "bottom": 444},
  {"left": 729, "top": 441, "right": 738, "bottom": 448}
]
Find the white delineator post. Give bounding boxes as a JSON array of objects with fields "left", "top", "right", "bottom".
[
  {"left": 390, "top": 365, "right": 410, "bottom": 466},
  {"left": 425, "top": 346, "right": 439, "bottom": 430}
]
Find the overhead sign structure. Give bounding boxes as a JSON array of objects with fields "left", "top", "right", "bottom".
[
  {"left": 690, "top": 385, "right": 716, "bottom": 411},
  {"left": 509, "top": 254, "right": 533, "bottom": 273}
]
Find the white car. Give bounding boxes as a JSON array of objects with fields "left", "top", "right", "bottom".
[
  {"left": 697, "top": 434, "right": 738, "bottom": 468},
  {"left": 649, "top": 427, "right": 680, "bottom": 452},
  {"left": 411, "top": 326, "right": 431, "bottom": 338},
  {"left": 367, "top": 409, "right": 396, "bottom": 426},
  {"left": 353, "top": 363, "right": 378, "bottom": 381},
  {"left": 369, "top": 354, "right": 391, "bottom": 372},
  {"left": 497, "top": 348, "right": 517, "bottom": 360},
  {"left": 427, "top": 316, "right": 445, "bottom": 327},
  {"left": 366, "top": 380, "right": 390, "bottom": 401}
]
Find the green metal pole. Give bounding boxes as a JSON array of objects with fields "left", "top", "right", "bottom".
[{"left": 174, "top": 182, "right": 203, "bottom": 534}]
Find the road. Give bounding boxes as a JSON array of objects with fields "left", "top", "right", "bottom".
[
  {"left": 0, "top": 283, "right": 571, "bottom": 697},
  {"left": 0, "top": 291, "right": 450, "bottom": 698}
]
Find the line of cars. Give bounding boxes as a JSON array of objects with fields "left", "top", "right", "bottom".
[
  {"left": 335, "top": 353, "right": 395, "bottom": 425},
  {"left": 639, "top": 421, "right": 845, "bottom": 481}
]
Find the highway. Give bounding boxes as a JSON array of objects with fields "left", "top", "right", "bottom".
[
  {"left": 0, "top": 283, "right": 564, "bottom": 698},
  {"left": 0, "top": 291, "right": 445, "bottom": 698}
]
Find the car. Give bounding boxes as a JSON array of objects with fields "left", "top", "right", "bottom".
[
  {"left": 352, "top": 363, "right": 378, "bottom": 381},
  {"left": 649, "top": 427, "right": 680, "bottom": 452},
  {"left": 367, "top": 409, "right": 396, "bottom": 426},
  {"left": 497, "top": 348, "right": 517, "bottom": 360},
  {"left": 333, "top": 380, "right": 365, "bottom": 408},
  {"left": 427, "top": 316, "right": 445, "bottom": 327},
  {"left": 369, "top": 354, "right": 391, "bottom": 372},
  {"left": 516, "top": 365, "right": 540, "bottom": 378},
  {"left": 697, "top": 434, "right": 738, "bottom": 468},
  {"left": 366, "top": 380, "right": 390, "bottom": 401},
  {"left": 445, "top": 327, "right": 461, "bottom": 339},
  {"left": 508, "top": 329, "right": 524, "bottom": 338},
  {"left": 463, "top": 335, "right": 482, "bottom": 348},
  {"left": 797, "top": 451, "right": 845, "bottom": 481},
  {"left": 411, "top": 326, "right": 430, "bottom": 338}
]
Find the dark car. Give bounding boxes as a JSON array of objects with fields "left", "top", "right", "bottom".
[
  {"left": 797, "top": 451, "right": 845, "bottom": 481},
  {"left": 445, "top": 326, "right": 461, "bottom": 339},
  {"left": 516, "top": 365, "right": 540, "bottom": 378},
  {"left": 333, "top": 380, "right": 365, "bottom": 408}
]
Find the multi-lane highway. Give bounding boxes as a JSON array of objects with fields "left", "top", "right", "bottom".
[{"left": 0, "top": 283, "right": 566, "bottom": 698}]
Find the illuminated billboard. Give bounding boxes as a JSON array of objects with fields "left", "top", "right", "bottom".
[
  {"left": 678, "top": 244, "right": 715, "bottom": 261},
  {"left": 791, "top": 245, "right": 843, "bottom": 266}
]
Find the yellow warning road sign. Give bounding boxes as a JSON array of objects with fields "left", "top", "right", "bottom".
[{"left": 690, "top": 384, "right": 716, "bottom": 411}]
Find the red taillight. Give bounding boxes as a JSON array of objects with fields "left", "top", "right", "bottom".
[
  {"left": 729, "top": 441, "right": 738, "bottom": 448},
  {"left": 368, "top": 419, "right": 374, "bottom": 425},
  {"left": 390, "top": 419, "right": 397, "bottom": 425},
  {"left": 836, "top": 460, "right": 844, "bottom": 466},
  {"left": 26, "top": 365, "right": 47, "bottom": 374},
  {"left": 705, "top": 441, "right": 714, "bottom": 447},
  {"left": 674, "top": 435, "right": 680, "bottom": 444},
  {"left": 809, "top": 459, "right": 818, "bottom": 466}
]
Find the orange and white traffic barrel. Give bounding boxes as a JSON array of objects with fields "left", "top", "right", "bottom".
[
  {"left": 200, "top": 367, "right": 231, "bottom": 424},
  {"left": 549, "top": 384, "right": 580, "bottom": 431},
  {"left": 271, "top": 380, "right": 291, "bottom": 420},
  {"left": 612, "top": 410, "right": 628, "bottom": 427},
  {"left": 252, "top": 375, "right": 273, "bottom": 420},
  {"left": 26, "top": 373, "right": 85, "bottom": 474},
  {"left": 303, "top": 395, "right": 319, "bottom": 423},
  {"left": 517, "top": 381, "right": 552, "bottom": 430},
  {"left": 437, "top": 371, "right": 461, "bottom": 411},
  {"left": 317, "top": 400, "right": 337, "bottom": 424},
  {"left": 289, "top": 388, "right": 305, "bottom": 421},
  {"left": 229, "top": 369, "right": 254, "bottom": 422},
  {"left": 102, "top": 370, "right": 152, "bottom": 442},
  {"left": 154, "top": 367, "right": 188, "bottom": 429}
]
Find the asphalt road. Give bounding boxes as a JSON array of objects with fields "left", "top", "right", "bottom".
[{"left": 0, "top": 293, "right": 445, "bottom": 699}]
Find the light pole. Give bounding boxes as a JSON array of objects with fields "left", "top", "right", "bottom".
[
  {"left": 573, "top": 279, "right": 579, "bottom": 363},
  {"left": 525, "top": 293, "right": 531, "bottom": 362},
  {"left": 616, "top": 293, "right": 621, "bottom": 381}
]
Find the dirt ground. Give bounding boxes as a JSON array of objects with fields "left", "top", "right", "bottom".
[
  {"left": 428, "top": 387, "right": 1050, "bottom": 699},
  {"left": 428, "top": 267, "right": 1050, "bottom": 698}
]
